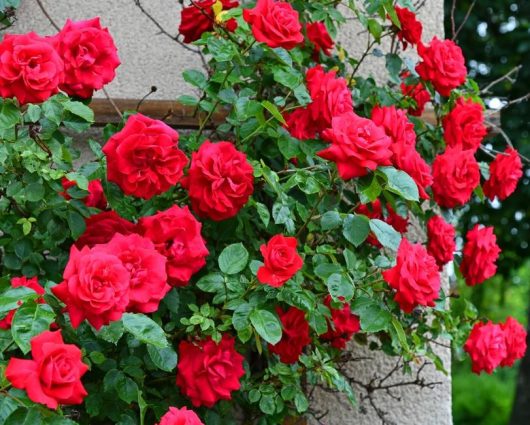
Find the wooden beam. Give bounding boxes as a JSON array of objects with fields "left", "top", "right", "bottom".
[{"left": 89, "top": 98, "right": 500, "bottom": 130}]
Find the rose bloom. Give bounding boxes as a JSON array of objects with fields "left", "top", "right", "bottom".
[
  {"left": 139, "top": 205, "right": 209, "bottom": 286},
  {"left": 0, "top": 276, "right": 45, "bottom": 330},
  {"left": 400, "top": 71, "right": 430, "bottom": 116},
  {"left": 431, "top": 147, "right": 480, "bottom": 208},
  {"left": 483, "top": 147, "right": 523, "bottom": 201},
  {"left": 501, "top": 317, "right": 527, "bottom": 367},
  {"left": 243, "top": 0, "right": 303, "bottom": 50},
  {"left": 60, "top": 178, "right": 107, "bottom": 210},
  {"left": 257, "top": 234, "right": 303, "bottom": 287},
  {"left": 391, "top": 142, "right": 433, "bottom": 199},
  {"left": 464, "top": 321, "right": 507, "bottom": 374},
  {"left": 443, "top": 98, "right": 487, "bottom": 152},
  {"left": 52, "top": 245, "right": 130, "bottom": 330},
  {"left": 321, "top": 296, "right": 360, "bottom": 350},
  {"left": 426, "top": 215, "right": 456, "bottom": 269},
  {"left": 56, "top": 17, "right": 120, "bottom": 98},
  {"left": 183, "top": 141, "right": 254, "bottom": 221},
  {"left": 356, "top": 200, "right": 408, "bottom": 246},
  {"left": 98, "top": 233, "right": 169, "bottom": 314},
  {"left": 177, "top": 335, "right": 245, "bottom": 407},
  {"left": 103, "top": 113, "right": 188, "bottom": 199},
  {"left": 179, "top": 0, "right": 238, "bottom": 43},
  {"left": 394, "top": 6, "right": 423, "bottom": 48},
  {"left": 382, "top": 238, "right": 440, "bottom": 313},
  {"left": 416, "top": 37, "right": 467, "bottom": 97},
  {"left": 319, "top": 112, "right": 392, "bottom": 180},
  {"left": 283, "top": 107, "right": 318, "bottom": 140},
  {"left": 75, "top": 210, "right": 136, "bottom": 248},
  {"left": 306, "top": 21, "right": 334, "bottom": 60},
  {"left": 284, "top": 66, "right": 353, "bottom": 140},
  {"left": 269, "top": 307, "right": 311, "bottom": 364},
  {"left": 6, "top": 330, "right": 88, "bottom": 409},
  {"left": 157, "top": 406, "right": 204, "bottom": 425},
  {"left": 460, "top": 224, "right": 501, "bottom": 286},
  {"left": 0, "top": 32, "right": 63, "bottom": 105}
]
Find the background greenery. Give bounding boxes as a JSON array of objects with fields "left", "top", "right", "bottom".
[{"left": 445, "top": 1, "right": 530, "bottom": 424}]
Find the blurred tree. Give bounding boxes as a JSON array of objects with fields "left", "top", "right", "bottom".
[{"left": 444, "top": 2, "right": 530, "bottom": 424}]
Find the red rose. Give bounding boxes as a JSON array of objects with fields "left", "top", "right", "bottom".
[
  {"left": 243, "top": 0, "right": 303, "bottom": 50},
  {"left": 179, "top": 0, "right": 239, "bottom": 44},
  {"left": 464, "top": 321, "right": 507, "bottom": 374},
  {"left": 356, "top": 200, "right": 408, "bottom": 247},
  {"left": 61, "top": 178, "right": 107, "bottom": 210},
  {"left": 257, "top": 234, "right": 303, "bottom": 287},
  {"left": 75, "top": 210, "right": 136, "bottom": 248},
  {"left": 431, "top": 147, "right": 480, "bottom": 208},
  {"left": 139, "top": 205, "right": 209, "bottom": 286},
  {"left": 0, "top": 276, "right": 45, "bottom": 330},
  {"left": 5, "top": 330, "right": 88, "bottom": 409},
  {"left": 371, "top": 105, "right": 432, "bottom": 198},
  {"left": 460, "top": 224, "right": 500, "bottom": 286},
  {"left": 103, "top": 113, "right": 188, "bottom": 200},
  {"left": 321, "top": 296, "right": 360, "bottom": 350},
  {"left": 56, "top": 17, "right": 120, "bottom": 98},
  {"left": 0, "top": 32, "right": 63, "bottom": 105},
  {"left": 98, "top": 233, "right": 169, "bottom": 314},
  {"left": 391, "top": 143, "right": 433, "bottom": 199},
  {"left": 501, "top": 317, "right": 527, "bottom": 367},
  {"left": 382, "top": 238, "right": 440, "bottom": 313},
  {"left": 483, "top": 147, "right": 523, "bottom": 201},
  {"left": 416, "top": 37, "right": 467, "bottom": 97},
  {"left": 400, "top": 71, "right": 430, "bottom": 116},
  {"left": 284, "top": 66, "right": 353, "bottom": 140},
  {"left": 426, "top": 216, "right": 456, "bottom": 269},
  {"left": 183, "top": 141, "right": 254, "bottom": 221},
  {"left": 319, "top": 112, "right": 392, "bottom": 180},
  {"left": 443, "top": 98, "right": 487, "bottom": 152},
  {"left": 283, "top": 107, "right": 318, "bottom": 140},
  {"left": 306, "top": 22, "right": 334, "bottom": 60},
  {"left": 52, "top": 245, "right": 130, "bottom": 330},
  {"left": 177, "top": 335, "right": 245, "bottom": 407},
  {"left": 157, "top": 406, "right": 204, "bottom": 425},
  {"left": 306, "top": 66, "right": 353, "bottom": 135},
  {"left": 268, "top": 306, "right": 310, "bottom": 364},
  {"left": 394, "top": 6, "right": 423, "bottom": 48}
]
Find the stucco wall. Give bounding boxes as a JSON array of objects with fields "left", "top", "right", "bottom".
[{"left": 10, "top": 1, "right": 451, "bottom": 424}]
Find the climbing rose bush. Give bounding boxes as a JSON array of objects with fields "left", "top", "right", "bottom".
[{"left": 0, "top": 1, "right": 527, "bottom": 424}]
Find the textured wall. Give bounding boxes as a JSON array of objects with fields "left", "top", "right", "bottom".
[
  {"left": 12, "top": 0, "right": 444, "bottom": 98},
  {"left": 10, "top": 1, "right": 450, "bottom": 424}
]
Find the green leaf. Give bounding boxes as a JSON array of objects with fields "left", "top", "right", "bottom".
[
  {"left": 218, "top": 243, "right": 249, "bottom": 275},
  {"left": 94, "top": 320, "right": 124, "bottom": 344},
  {"left": 254, "top": 202, "right": 270, "bottom": 227},
  {"left": 0, "top": 100, "right": 20, "bottom": 129},
  {"left": 0, "top": 287, "right": 37, "bottom": 314},
  {"left": 391, "top": 316, "right": 410, "bottom": 352},
  {"left": 25, "top": 104, "right": 41, "bottom": 123},
  {"left": 378, "top": 166, "right": 419, "bottom": 202},
  {"left": 196, "top": 273, "right": 224, "bottom": 293},
  {"left": 0, "top": 394, "right": 18, "bottom": 423},
  {"left": 385, "top": 53, "right": 403, "bottom": 83},
  {"left": 67, "top": 210, "right": 86, "bottom": 240},
  {"left": 321, "top": 211, "right": 342, "bottom": 231},
  {"left": 122, "top": 313, "right": 168, "bottom": 348},
  {"left": 261, "top": 100, "right": 286, "bottom": 124},
  {"left": 367, "top": 18, "right": 382, "bottom": 42},
  {"left": 342, "top": 214, "right": 370, "bottom": 247},
  {"left": 25, "top": 182, "right": 45, "bottom": 202},
  {"left": 5, "top": 407, "right": 43, "bottom": 425},
  {"left": 294, "top": 393, "right": 309, "bottom": 413},
  {"left": 147, "top": 344, "right": 178, "bottom": 372},
  {"left": 64, "top": 100, "right": 94, "bottom": 122},
  {"left": 232, "top": 303, "right": 252, "bottom": 331},
  {"left": 249, "top": 309, "right": 282, "bottom": 345},
  {"left": 273, "top": 67, "right": 303, "bottom": 90},
  {"left": 11, "top": 302, "right": 55, "bottom": 354},
  {"left": 369, "top": 219, "right": 402, "bottom": 251},
  {"left": 183, "top": 69, "right": 207, "bottom": 89},
  {"left": 351, "top": 297, "right": 392, "bottom": 332},
  {"left": 326, "top": 273, "right": 354, "bottom": 301}
]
